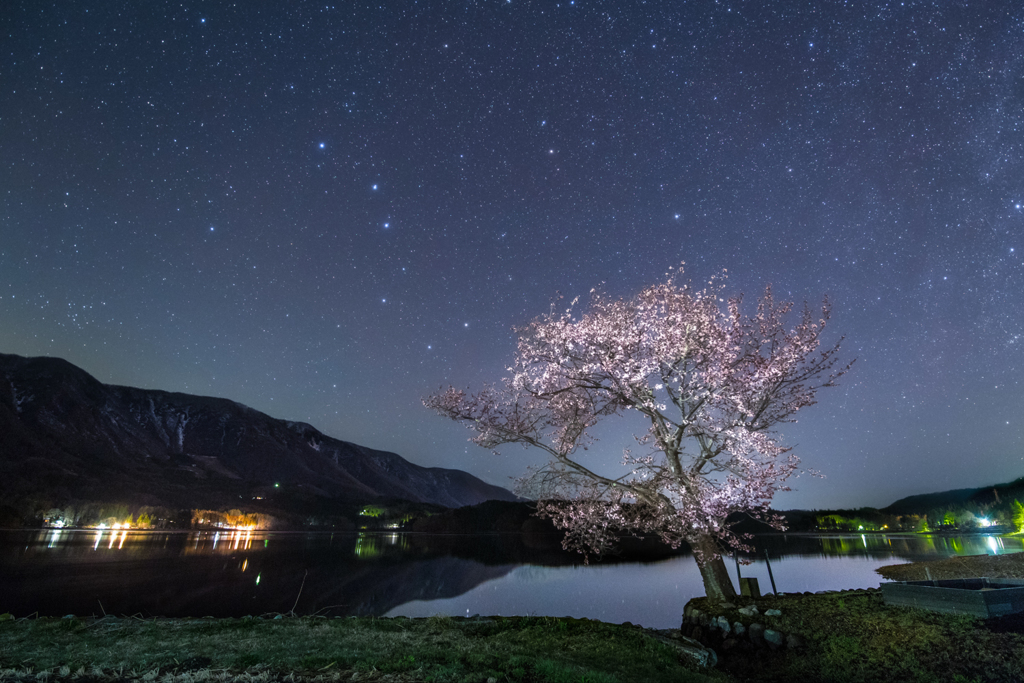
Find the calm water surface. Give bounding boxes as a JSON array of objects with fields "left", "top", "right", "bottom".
[{"left": 1, "top": 529, "right": 1019, "bottom": 629}]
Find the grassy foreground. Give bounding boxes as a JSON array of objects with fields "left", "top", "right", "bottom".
[
  {"left": 0, "top": 613, "right": 726, "bottom": 683},
  {"left": 689, "top": 589, "right": 1024, "bottom": 683},
  {"left": 687, "top": 549, "right": 1024, "bottom": 683}
]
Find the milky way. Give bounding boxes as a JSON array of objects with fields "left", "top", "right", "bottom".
[{"left": 2, "top": 1, "right": 1022, "bottom": 508}]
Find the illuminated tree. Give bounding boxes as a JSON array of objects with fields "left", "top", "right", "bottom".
[
  {"left": 425, "top": 268, "right": 848, "bottom": 601},
  {"left": 1012, "top": 500, "right": 1024, "bottom": 533}
]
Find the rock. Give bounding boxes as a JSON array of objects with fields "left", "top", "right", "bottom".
[
  {"left": 732, "top": 622, "right": 746, "bottom": 637},
  {"left": 715, "top": 616, "right": 731, "bottom": 634},
  {"left": 738, "top": 605, "right": 759, "bottom": 616},
  {"left": 646, "top": 629, "right": 718, "bottom": 668},
  {"left": 748, "top": 622, "right": 764, "bottom": 645},
  {"left": 764, "top": 609, "right": 782, "bottom": 617},
  {"left": 721, "top": 638, "right": 739, "bottom": 652},
  {"left": 764, "top": 629, "right": 784, "bottom": 648},
  {"left": 786, "top": 633, "right": 806, "bottom": 649}
]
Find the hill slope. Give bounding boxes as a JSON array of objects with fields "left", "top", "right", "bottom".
[
  {"left": 0, "top": 352, "right": 516, "bottom": 512},
  {"left": 881, "top": 478, "right": 1024, "bottom": 516}
]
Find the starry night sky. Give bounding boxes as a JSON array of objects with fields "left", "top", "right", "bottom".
[{"left": 2, "top": 1, "right": 1022, "bottom": 510}]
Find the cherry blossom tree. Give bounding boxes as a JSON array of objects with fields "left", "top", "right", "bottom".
[{"left": 424, "top": 268, "right": 849, "bottom": 601}]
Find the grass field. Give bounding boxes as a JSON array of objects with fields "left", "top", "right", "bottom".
[{"left": 0, "top": 613, "right": 725, "bottom": 683}]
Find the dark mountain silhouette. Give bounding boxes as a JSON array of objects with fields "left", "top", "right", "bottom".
[
  {"left": 879, "top": 488, "right": 984, "bottom": 516},
  {"left": 757, "top": 478, "right": 1024, "bottom": 533},
  {"left": 0, "top": 352, "right": 517, "bottom": 514},
  {"left": 881, "top": 478, "right": 1024, "bottom": 516}
]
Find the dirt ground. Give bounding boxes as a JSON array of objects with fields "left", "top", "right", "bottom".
[{"left": 876, "top": 548, "right": 1024, "bottom": 581}]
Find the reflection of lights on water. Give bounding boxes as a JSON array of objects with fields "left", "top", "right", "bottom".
[
  {"left": 48, "top": 530, "right": 61, "bottom": 548},
  {"left": 256, "top": 573, "right": 261, "bottom": 585},
  {"left": 105, "top": 530, "right": 127, "bottom": 549},
  {"left": 987, "top": 536, "right": 1000, "bottom": 554},
  {"left": 230, "top": 529, "right": 252, "bottom": 550},
  {"left": 861, "top": 535, "right": 866, "bottom": 548},
  {"left": 354, "top": 531, "right": 409, "bottom": 558},
  {"left": 182, "top": 530, "right": 264, "bottom": 554},
  {"left": 93, "top": 530, "right": 104, "bottom": 550},
  {"left": 242, "top": 558, "right": 248, "bottom": 572}
]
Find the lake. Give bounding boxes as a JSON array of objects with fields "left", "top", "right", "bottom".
[{"left": 1, "top": 529, "right": 1019, "bottom": 629}]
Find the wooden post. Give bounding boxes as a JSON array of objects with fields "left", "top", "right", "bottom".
[
  {"left": 764, "top": 548, "right": 778, "bottom": 595},
  {"left": 740, "top": 577, "right": 761, "bottom": 598}
]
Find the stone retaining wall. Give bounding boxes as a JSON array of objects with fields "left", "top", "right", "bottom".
[{"left": 681, "top": 588, "right": 881, "bottom": 654}]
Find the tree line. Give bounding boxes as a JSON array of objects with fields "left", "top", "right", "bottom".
[{"left": 807, "top": 498, "right": 1024, "bottom": 533}]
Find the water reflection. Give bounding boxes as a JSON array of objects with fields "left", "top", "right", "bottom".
[
  {"left": 354, "top": 532, "right": 409, "bottom": 559},
  {"left": 2, "top": 530, "right": 1021, "bottom": 628},
  {"left": 0, "top": 529, "right": 518, "bottom": 619},
  {"left": 760, "top": 533, "right": 1023, "bottom": 563},
  {"left": 28, "top": 528, "right": 275, "bottom": 558}
]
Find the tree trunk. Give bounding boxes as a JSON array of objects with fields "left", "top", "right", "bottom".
[{"left": 694, "top": 534, "right": 737, "bottom": 602}]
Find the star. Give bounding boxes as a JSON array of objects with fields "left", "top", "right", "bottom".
[{"left": 3, "top": 0, "right": 1019, "bottom": 519}]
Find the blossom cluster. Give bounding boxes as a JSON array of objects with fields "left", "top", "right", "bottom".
[{"left": 425, "top": 269, "right": 847, "bottom": 564}]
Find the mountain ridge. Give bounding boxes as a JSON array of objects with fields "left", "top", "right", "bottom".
[
  {"left": 0, "top": 352, "right": 517, "bottom": 515},
  {"left": 877, "top": 477, "right": 1024, "bottom": 516}
]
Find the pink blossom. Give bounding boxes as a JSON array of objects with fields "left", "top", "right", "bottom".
[{"left": 424, "top": 268, "right": 850, "bottom": 599}]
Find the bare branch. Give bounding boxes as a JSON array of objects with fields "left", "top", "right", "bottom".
[{"left": 423, "top": 267, "right": 848, "bottom": 596}]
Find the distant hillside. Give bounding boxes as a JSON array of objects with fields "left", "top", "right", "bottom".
[
  {"left": 0, "top": 352, "right": 517, "bottom": 519},
  {"left": 880, "top": 488, "right": 984, "bottom": 516},
  {"left": 881, "top": 478, "right": 1024, "bottom": 516},
  {"left": 766, "top": 477, "right": 1024, "bottom": 534}
]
